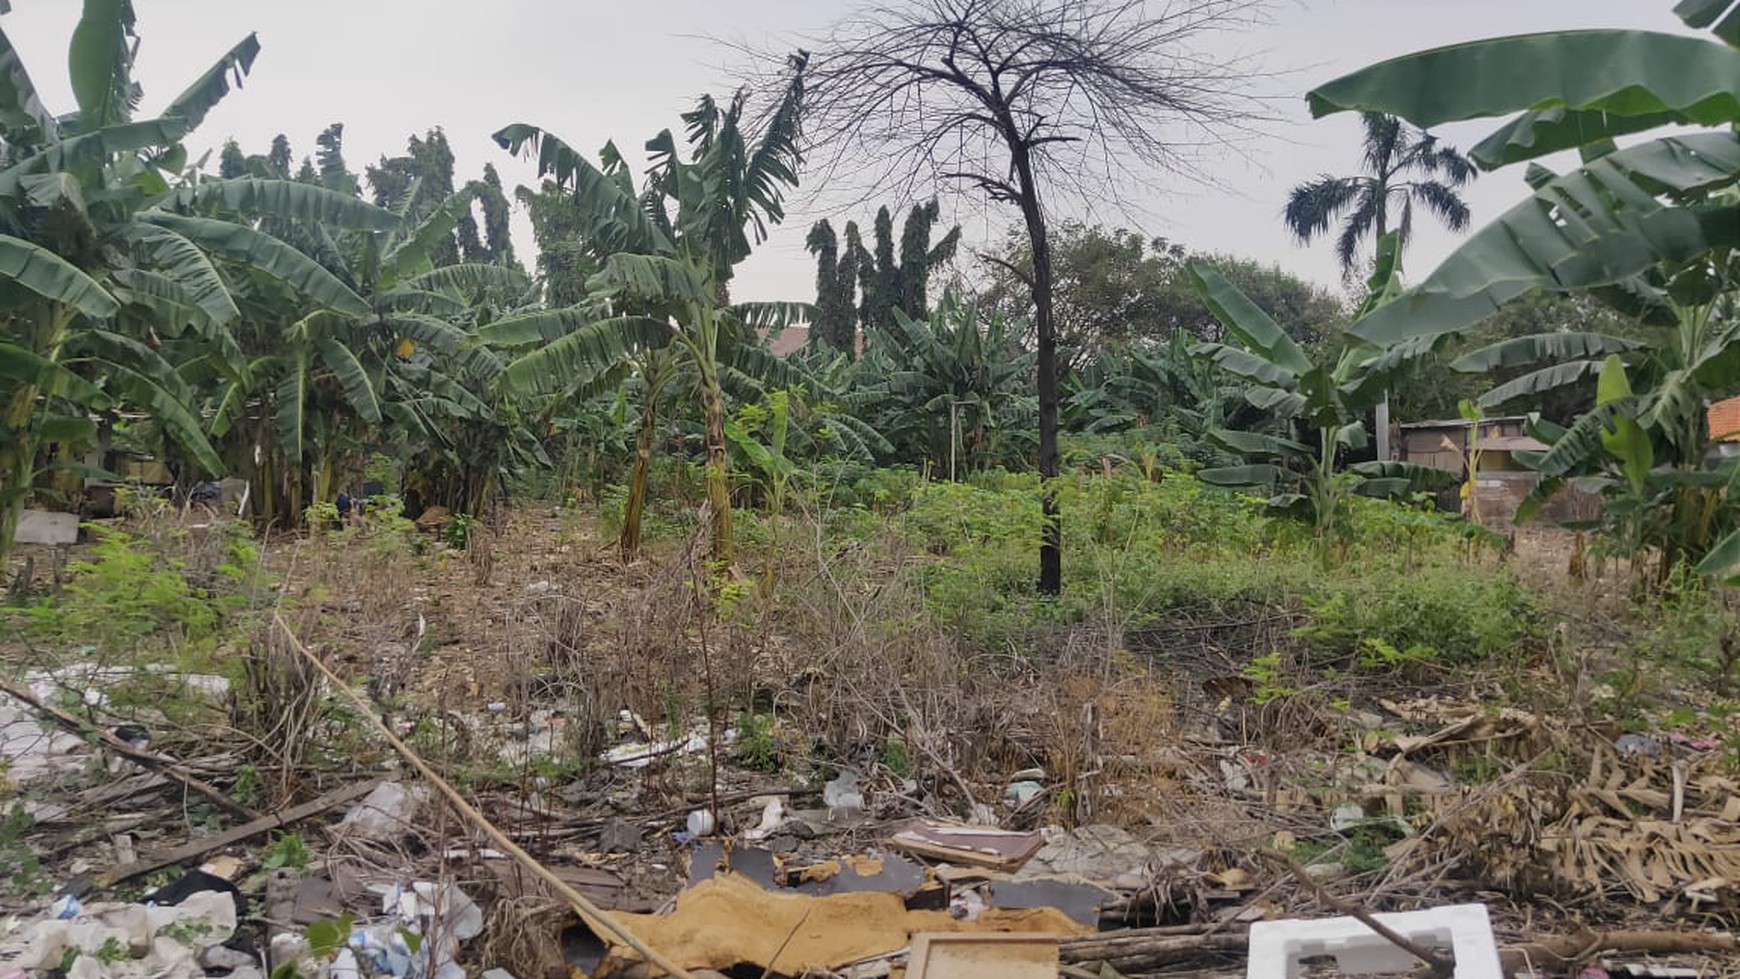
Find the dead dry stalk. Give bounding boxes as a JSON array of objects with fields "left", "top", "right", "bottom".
[{"left": 271, "top": 612, "right": 699, "bottom": 979}]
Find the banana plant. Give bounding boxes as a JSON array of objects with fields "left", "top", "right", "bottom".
[
  {"left": 1189, "top": 236, "right": 1455, "bottom": 546},
  {"left": 1520, "top": 355, "right": 1740, "bottom": 589},
  {"left": 181, "top": 126, "right": 532, "bottom": 526},
  {"left": 849, "top": 293, "right": 1037, "bottom": 478},
  {"left": 492, "top": 53, "right": 810, "bottom": 563},
  {"left": 1307, "top": 0, "right": 1740, "bottom": 347},
  {"left": 0, "top": 1, "right": 400, "bottom": 558}
]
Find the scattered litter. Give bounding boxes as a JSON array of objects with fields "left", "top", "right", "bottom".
[
  {"left": 1004, "top": 781, "right": 1044, "bottom": 808},
  {"left": 742, "top": 797, "right": 785, "bottom": 841},
  {"left": 336, "top": 782, "right": 426, "bottom": 842},
  {"left": 599, "top": 728, "right": 714, "bottom": 769},
  {"left": 889, "top": 821, "right": 1044, "bottom": 872},
  {"left": 1017, "top": 825, "right": 1179, "bottom": 889},
  {"left": 824, "top": 770, "right": 866, "bottom": 818},
  {"left": 1615, "top": 733, "right": 1661, "bottom": 757},
  {"left": 7, "top": 889, "right": 240, "bottom": 979},
  {"left": 684, "top": 809, "right": 716, "bottom": 838}
]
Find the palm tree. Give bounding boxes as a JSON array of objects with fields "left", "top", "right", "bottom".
[
  {"left": 1284, "top": 113, "right": 1476, "bottom": 280},
  {"left": 1284, "top": 112, "right": 1475, "bottom": 460}
]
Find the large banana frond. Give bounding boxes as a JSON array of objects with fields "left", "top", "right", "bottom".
[
  {"left": 401, "top": 263, "right": 531, "bottom": 295},
  {"left": 1450, "top": 331, "right": 1641, "bottom": 372},
  {"left": 0, "top": 118, "right": 189, "bottom": 194},
  {"left": 382, "top": 186, "right": 476, "bottom": 279},
  {"left": 161, "top": 33, "right": 259, "bottom": 131},
  {"left": 1196, "top": 464, "right": 1287, "bottom": 490},
  {"left": 104, "top": 361, "right": 225, "bottom": 475},
  {"left": 472, "top": 306, "right": 592, "bottom": 346},
  {"left": 142, "top": 212, "right": 372, "bottom": 317},
  {"left": 0, "top": 342, "right": 110, "bottom": 406},
  {"left": 175, "top": 178, "right": 398, "bottom": 230},
  {"left": 384, "top": 313, "right": 469, "bottom": 355},
  {"left": 493, "top": 124, "right": 672, "bottom": 254},
  {"left": 728, "top": 344, "right": 816, "bottom": 393},
  {"left": 730, "top": 301, "right": 816, "bottom": 330},
  {"left": 125, "top": 223, "right": 241, "bottom": 324},
  {"left": 275, "top": 347, "right": 307, "bottom": 466},
  {"left": 68, "top": 0, "right": 137, "bottom": 130},
  {"left": 500, "top": 315, "right": 672, "bottom": 395},
  {"left": 741, "top": 53, "right": 807, "bottom": 237},
  {"left": 1477, "top": 361, "right": 1605, "bottom": 408},
  {"left": 1187, "top": 262, "right": 1313, "bottom": 375},
  {"left": 314, "top": 336, "right": 381, "bottom": 424},
  {"left": 0, "top": 23, "right": 56, "bottom": 137},
  {"left": 1207, "top": 429, "right": 1310, "bottom": 459},
  {"left": 1190, "top": 342, "right": 1297, "bottom": 388},
  {"left": 374, "top": 286, "right": 468, "bottom": 319},
  {"left": 1349, "top": 134, "right": 1740, "bottom": 346},
  {"left": 0, "top": 234, "right": 119, "bottom": 317},
  {"left": 591, "top": 252, "right": 711, "bottom": 306},
  {"left": 1307, "top": 30, "right": 1740, "bottom": 168},
  {"left": 108, "top": 270, "right": 210, "bottom": 337}
]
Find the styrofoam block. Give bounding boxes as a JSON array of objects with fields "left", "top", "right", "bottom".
[{"left": 1247, "top": 903, "right": 1502, "bottom": 979}]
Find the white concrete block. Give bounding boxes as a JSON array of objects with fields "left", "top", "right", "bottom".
[
  {"left": 15, "top": 509, "right": 78, "bottom": 546},
  {"left": 1247, "top": 903, "right": 1502, "bottom": 979}
]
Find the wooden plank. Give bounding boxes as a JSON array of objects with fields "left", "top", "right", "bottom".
[{"left": 96, "top": 779, "right": 382, "bottom": 888}]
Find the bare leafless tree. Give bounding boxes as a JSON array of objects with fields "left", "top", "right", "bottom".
[{"left": 775, "top": 0, "right": 1273, "bottom": 594}]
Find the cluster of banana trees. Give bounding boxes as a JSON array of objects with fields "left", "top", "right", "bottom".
[
  {"left": 0, "top": 1, "right": 538, "bottom": 562},
  {"left": 484, "top": 55, "right": 813, "bottom": 562},
  {"left": 1298, "top": 0, "right": 1740, "bottom": 584}
]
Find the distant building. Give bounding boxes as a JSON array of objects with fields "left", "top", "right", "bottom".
[
  {"left": 763, "top": 324, "right": 812, "bottom": 358},
  {"left": 1709, "top": 395, "right": 1740, "bottom": 444},
  {"left": 1397, "top": 415, "right": 1595, "bottom": 526}
]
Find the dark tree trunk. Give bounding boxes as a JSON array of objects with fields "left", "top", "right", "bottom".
[{"left": 1011, "top": 141, "right": 1062, "bottom": 595}]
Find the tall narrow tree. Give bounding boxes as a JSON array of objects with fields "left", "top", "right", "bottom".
[
  {"left": 793, "top": 0, "right": 1267, "bottom": 594},
  {"left": 805, "top": 219, "right": 861, "bottom": 356}
]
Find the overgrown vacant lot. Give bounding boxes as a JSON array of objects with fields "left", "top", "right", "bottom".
[
  {"left": 5, "top": 0, "right": 1740, "bottom": 974},
  {"left": 4, "top": 468, "right": 1737, "bottom": 974}
]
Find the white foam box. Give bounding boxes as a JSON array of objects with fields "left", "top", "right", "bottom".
[{"left": 1247, "top": 903, "right": 1503, "bottom": 979}]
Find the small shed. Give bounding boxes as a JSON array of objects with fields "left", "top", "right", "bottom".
[
  {"left": 1396, "top": 416, "right": 1541, "bottom": 474},
  {"left": 1395, "top": 416, "right": 1594, "bottom": 527}
]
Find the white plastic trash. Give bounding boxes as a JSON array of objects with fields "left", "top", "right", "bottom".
[{"left": 1246, "top": 903, "right": 1502, "bottom": 979}]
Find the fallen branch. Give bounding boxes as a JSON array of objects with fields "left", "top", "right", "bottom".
[
  {"left": 97, "top": 778, "right": 382, "bottom": 887},
  {"left": 0, "top": 676, "right": 257, "bottom": 821},
  {"left": 1254, "top": 849, "right": 1454, "bottom": 979},
  {"left": 272, "top": 613, "right": 700, "bottom": 979},
  {"left": 1502, "top": 929, "right": 1737, "bottom": 972}
]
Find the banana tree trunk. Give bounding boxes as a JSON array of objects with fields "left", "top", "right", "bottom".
[
  {"left": 620, "top": 391, "right": 658, "bottom": 561},
  {"left": 0, "top": 383, "right": 38, "bottom": 563},
  {"left": 0, "top": 307, "right": 73, "bottom": 565},
  {"left": 701, "top": 369, "right": 733, "bottom": 564}
]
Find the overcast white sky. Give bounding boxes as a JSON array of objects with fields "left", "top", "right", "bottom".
[{"left": 0, "top": 1, "right": 1698, "bottom": 304}]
